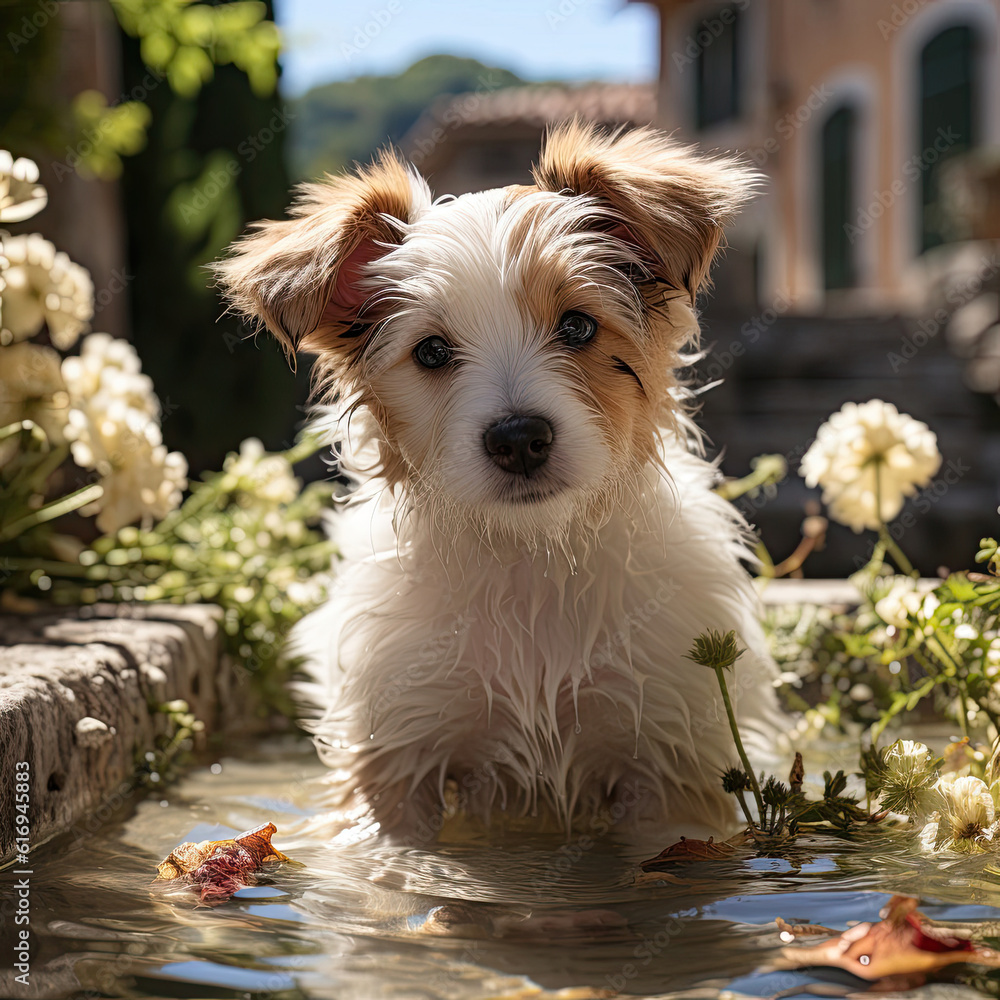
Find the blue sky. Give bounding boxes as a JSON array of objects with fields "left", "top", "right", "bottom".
[{"left": 274, "top": 0, "right": 659, "bottom": 95}]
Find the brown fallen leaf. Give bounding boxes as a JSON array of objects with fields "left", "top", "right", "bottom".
[
  {"left": 774, "top": 894, "right": 1000, "bottom": 989},
  {"left": 639, "top": 836, "right": 735, "bottom": 870},
  {"left": 155, "top": 822, "right": 292, "bottom": 903},
  {"left": 776, "top": 916, "right": 839, "bottom": 937}
]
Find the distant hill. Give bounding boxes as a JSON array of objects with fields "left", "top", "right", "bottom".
[{"left": 287, "top": 54, "right": 525, "bottom": 181}]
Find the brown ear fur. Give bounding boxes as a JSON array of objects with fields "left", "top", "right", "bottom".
[
  {"left": 213, "top": 150, "right": 426, "bottom": 365},
  {"left": 532, "top": 119, "right": 760, "bottom": 300}
]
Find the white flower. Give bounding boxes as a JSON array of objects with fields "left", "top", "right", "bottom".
[
  {"left": 223, "top": 437, "right": 299, "bottom": 505},
  {"left": 885, "top": 739, "right": 932, "bottom": 768},
  {"left": 62, "top": 334, "right": 186, "bottom": 532},
  {"left": 875, "top": 577, "right": 924, "bottom": 629},
  {"left": 0, "top": 234, "right": 93, "bottom": 348},
  {"left": 799, "top": 400, "right": 941, "bottom": 532},
  {"left": 878, "top": 739, "right": 937, "bottom": 818},
  {"left": 0, "top": 342, "right": 69, "bottom": 460},
  {"left": 61, "top": 332, "right": 158, "bottom": 417},
  {"left": 0, "top": 151, "right": 47, "bottom": 223},
  {"left": 935, "top": 774, "right": 996, "bottom": 850}
]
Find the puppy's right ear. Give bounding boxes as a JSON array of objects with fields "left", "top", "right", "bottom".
[{"left": 214, "top": 150, "right": 430, "bottom": 367}]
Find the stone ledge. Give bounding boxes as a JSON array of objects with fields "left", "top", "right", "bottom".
[
  {"left": 759, "top": 577, "right": 940, "bottom": 608},
  {"left": 0, "top": 604, "right": 252, "bottom": 863}
]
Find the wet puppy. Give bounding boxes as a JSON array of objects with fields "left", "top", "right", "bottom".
[{"left": 216, "top": 121, "right": 777, "bottom": 843}]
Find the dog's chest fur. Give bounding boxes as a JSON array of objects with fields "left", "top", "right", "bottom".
[{"left": 293, "top": 445, "right": 776, "bottom": 841}]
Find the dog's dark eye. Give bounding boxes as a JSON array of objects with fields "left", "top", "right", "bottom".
[
  {"left": 413, "top": 336, "right": 453, "bottom": 369},
  {"left": 557, "top": 311, "right": 598, "bottom": 347}
]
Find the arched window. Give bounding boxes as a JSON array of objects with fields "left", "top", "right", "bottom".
[
  {"left": 694, "top": 5, "right": 742, "bottom": 129},
  {"left": 919, "top": 25, "right": 977, "bottom": 252},
  {"left": 821, "top": 105, "right": 857, "bottom": 290}
]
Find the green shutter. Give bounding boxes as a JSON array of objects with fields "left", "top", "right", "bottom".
[
  {"left": 821, "top": 105, "right": 857, "bottom": 290},
  {"left": 695, "top": 7, "right": 741, "bottom": 129},
  {"left": 919, "top": 25, "right": 976, "bottom": 252}
]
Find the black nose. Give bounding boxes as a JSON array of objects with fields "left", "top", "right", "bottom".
[{"left": 483, "top": 415, "right": 554, "bottom": 475}]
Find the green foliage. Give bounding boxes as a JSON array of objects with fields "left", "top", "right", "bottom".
[
  {"left": 111, "top": 0, "right": 281, "bottom": 98},
  {"left": 70, "top": 90, "right": 152, "bottom": 180},
  {"left": 714, "top": 453, "right": 787, "bottom": 502},
  {"left": 977, "top": 537, "right": 1000, "bottom": 576},
  {"left": 287, "top": 54, "right": 524, "bottom": 181}
]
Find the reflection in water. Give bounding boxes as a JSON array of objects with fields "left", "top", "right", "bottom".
[{"left": 5, "top": 736, "right": 1000, "bottom": 999}]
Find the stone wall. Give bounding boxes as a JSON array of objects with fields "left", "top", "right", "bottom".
[{"left": 0, "top": 604, "right": 253, "bottom": 864}]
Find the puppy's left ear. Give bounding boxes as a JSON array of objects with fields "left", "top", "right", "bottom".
[{"left": 533, "top": 120, "right": 760, "bottom": 301}]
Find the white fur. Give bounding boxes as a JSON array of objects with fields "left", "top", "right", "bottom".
[{"left": 294, "top": 441, "right": 777, "bottom": 843}]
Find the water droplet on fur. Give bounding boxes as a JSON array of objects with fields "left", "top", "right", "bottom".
[{"left": 369, "top": 733, "right": 375, "bottom": 740}]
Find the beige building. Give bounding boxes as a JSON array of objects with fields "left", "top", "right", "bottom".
[{"left": 648, "top": 0, "right": 1000, "bottom": 313}]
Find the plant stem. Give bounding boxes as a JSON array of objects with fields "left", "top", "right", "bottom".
[
  {"left": 734, "top": 789, "right": 757, "bottom": 830},
  {"left": 874, "top": 461, "right": 915, "bottom": 576},
  {"left": 1, "top": 557, "right": 91, "bottom": 578},
  {"left": 283, "top": 434, "right": 325, "bottom": 467},
  {"left": 714, "top": 665, "right": 765, "bottom": 822},
  {"left": 926, "top": 632, "right": 973, "bottom": 737},
  {"left": 0, "top": 483, "right": 104, "bottom": 543},
  {"left": 880, "top": 527, "right": 916, "bottom": 576},
  {"left": 0, "top": 419, "right": 47, "bottom": 446}
]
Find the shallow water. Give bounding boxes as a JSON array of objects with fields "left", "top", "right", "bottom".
[{"left": 9, "top": 733, "right": 1000, "bottom": 1000}]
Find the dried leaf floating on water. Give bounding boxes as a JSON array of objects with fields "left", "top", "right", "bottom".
[
  {"left": 155, "top": 822, "right": 292, "bottom": 903},
  {"left": 639, "top": 836, "right": 736, "bottom": 870},
  {"left": 774, "top": 894, "right": 1000, "bottom": 988}
]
